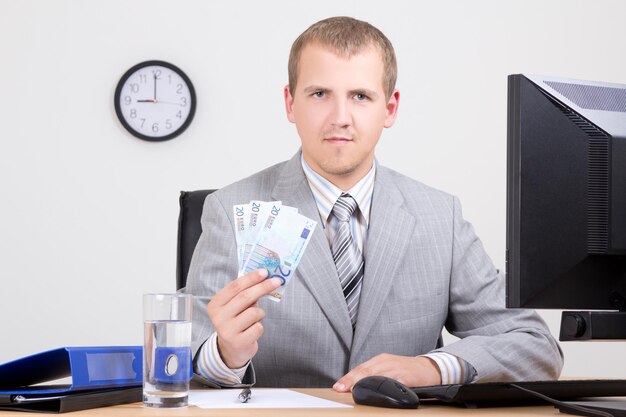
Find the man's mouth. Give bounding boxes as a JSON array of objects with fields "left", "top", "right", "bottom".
[{"left": 325, "top": 136, "right": 352, "bottom": 143}]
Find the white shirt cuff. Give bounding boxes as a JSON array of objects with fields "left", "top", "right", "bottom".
[
  {"left": 195, "top": 332, "right": 249, "bottom": 386},
  {"left": 421, "top": 352, "right": 476, "bottom": 384}
]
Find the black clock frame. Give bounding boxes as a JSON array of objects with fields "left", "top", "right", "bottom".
[{"left": 114, "top": 60, "right": 197, "bottom": 142}]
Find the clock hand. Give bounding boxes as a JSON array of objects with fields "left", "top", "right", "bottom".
[
  {"left": 153, "top": 73, "right": 157, "bottom": 101},
  {"left": 135, "top": 99, "right": 183, "bottom": 106},
  {"left": 154, "top": 100, "right": 184, "bottom": 105}
]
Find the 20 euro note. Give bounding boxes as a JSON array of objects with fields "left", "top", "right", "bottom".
[
  {"left": 238, "top": 202, "right": 299, "bottom": 275},
  {"left": 239, "top": 201, "right": 282, "bottom": 273},
  {"left": 233, "top": 203, "right": 249, "bottom": 267},
  {"left": 241, "top": 209, "right": 317, "bottom": 302}
]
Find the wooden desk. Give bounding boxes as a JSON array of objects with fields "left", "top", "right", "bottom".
[{"left": 0, "top": 389, "right": 563, "bottom": 416}]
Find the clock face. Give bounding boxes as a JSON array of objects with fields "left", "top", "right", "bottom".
[{"left": 114, "top": 60, "right": 196, "bottom": 141}]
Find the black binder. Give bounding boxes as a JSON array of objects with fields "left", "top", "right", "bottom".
[{"left": 0, "top": 387, "right": 142, "bottom": 413}]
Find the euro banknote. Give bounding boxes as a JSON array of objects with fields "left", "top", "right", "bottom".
[
  {"left": 238, "top": 201, "right": 282, "bottom": 273},
  {"left": 234, "top": 201, "right": 317, "bottom": 301}
]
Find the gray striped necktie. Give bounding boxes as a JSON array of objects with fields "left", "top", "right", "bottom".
[{"left": 331, "top": 194, "right": 364, "bottom": 328}]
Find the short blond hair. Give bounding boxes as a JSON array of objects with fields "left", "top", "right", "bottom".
[{"left": 288, "top": 16, "right": 397, "bottom": 99}]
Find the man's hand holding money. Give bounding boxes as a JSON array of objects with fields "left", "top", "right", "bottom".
[
  {"left": 206, "top": 268, "right": 282, "bottom": 369},
  {"left": 206, "top": 200, "right": 317, "bottom": 369}
]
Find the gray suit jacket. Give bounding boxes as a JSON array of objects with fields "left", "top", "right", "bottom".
[{"left": 186, "top": 151, "right": 563, "bottom": 388}]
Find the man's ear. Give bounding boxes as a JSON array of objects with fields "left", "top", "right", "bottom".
[
  {"left": 284, "top": 85, "right": 296, "bottom": 123},
  {"left": 383, "top": 89, "right": 400, "bottom": 128}
]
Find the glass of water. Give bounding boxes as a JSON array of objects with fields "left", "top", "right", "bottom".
[{"left": 143, "top": 293, "right": 192, "bottom": 407}]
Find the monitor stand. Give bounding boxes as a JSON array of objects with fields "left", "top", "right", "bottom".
[{"left": 560, "top": 311, "right": 626, "bottom": 341}]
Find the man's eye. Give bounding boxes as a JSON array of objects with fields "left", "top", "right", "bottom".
[
  {"left": 355, "top": 93, "right": 368, "bottom": 101},
  {"left": 313, "top": 91, "right": 325, "bottom": 98}
]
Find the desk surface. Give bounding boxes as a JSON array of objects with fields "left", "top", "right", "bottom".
[{"left": 0, "top": 388, "right": 564, "bottom": 416}]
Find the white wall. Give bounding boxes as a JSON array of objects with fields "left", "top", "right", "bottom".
[{"left": 1, "top": 0, "right": 625, "bottom": 378}]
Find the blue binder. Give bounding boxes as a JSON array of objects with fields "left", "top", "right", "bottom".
[{"left": 0, "top": 346, "right": 142, "bottom": 395}]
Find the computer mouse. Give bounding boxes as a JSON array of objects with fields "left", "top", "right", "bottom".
[{"left": 352, "top": 375, "right": 419, "bottom": 409}]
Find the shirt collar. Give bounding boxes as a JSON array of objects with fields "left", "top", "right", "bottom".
[{"left": 301, "top": 154, "right": 376, "bottom": 228}]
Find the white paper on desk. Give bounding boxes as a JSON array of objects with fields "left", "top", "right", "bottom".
[{"left": 188, "top": 389, "right": 352, "bottom": 409}]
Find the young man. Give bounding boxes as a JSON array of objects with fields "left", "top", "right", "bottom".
[{"left": 186, "top": 16, "right": 563, "bottom": 391}]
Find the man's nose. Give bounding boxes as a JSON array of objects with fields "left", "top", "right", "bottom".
[{"left": 330, "top": 98, "right": 351, "bottom": 128}]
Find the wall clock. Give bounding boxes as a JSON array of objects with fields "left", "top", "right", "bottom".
[{"left": 114, "top": 60, "right": 196, "bottom": 141}]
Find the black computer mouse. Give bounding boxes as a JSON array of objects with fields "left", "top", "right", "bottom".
[{"left": 352, "top": 375, "right": 419, "bottom": 409}]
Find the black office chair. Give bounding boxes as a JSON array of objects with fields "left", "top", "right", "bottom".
[{"left": 176, "top": 189, "right": 215, "bottom": 290}]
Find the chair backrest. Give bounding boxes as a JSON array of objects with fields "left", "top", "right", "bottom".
[{"left": 176, "top": 189, "right": 215, "bottom": 290}]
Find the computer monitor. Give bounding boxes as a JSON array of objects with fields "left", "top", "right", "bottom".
[{"left": 506, "top": 74, "right": 626, "bottom": 341}]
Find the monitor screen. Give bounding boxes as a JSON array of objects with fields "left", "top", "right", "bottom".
[{"left": 506, "top": 74, "right": 626, "bottom": 339}]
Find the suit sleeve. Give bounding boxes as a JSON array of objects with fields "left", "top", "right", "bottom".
[
  {"left": 184, "top": 192, "right": 256, "bottom": 386},
  {"left": 435, "top": 196, "right": 564, "bottom": 382}
]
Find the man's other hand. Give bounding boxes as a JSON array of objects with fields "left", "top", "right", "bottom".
[
  {"left": 333, "top": 354, "right": 442, "bottom": 392},
  {"left": 207, "top": 269, "right": 282, "bottom": 369}
]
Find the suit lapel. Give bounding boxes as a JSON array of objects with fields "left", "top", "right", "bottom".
[
  {"left": 351, "top": 167, "right": 416, "bottom": 357},
  {"left": 271, "top": 153, "right": 354, "bottom": 350}
]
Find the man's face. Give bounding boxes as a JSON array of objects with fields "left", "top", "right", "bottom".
[{"left": 284, "top": 43, "right": 399, "bottom": 190}]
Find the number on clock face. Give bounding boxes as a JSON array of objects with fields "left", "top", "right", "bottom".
[{"left": 114, "top": 61, "right": 196, "bottom": 141}]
